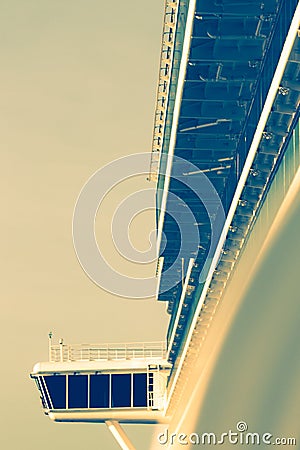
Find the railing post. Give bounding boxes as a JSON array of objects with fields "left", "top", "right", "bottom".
[
  {"left": 59, "top": 338, "right": 64, "bottom": 362},
  {"left": 48, "top": 331, "right": 53, "bottom": 362}
]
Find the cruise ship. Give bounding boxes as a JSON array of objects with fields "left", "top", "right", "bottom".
[{"left": 31, "top": 1, "right": 300, "bottom": 448}]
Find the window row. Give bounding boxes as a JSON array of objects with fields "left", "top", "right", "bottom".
[{"left": 37, "top": 373, "right": 152, "bottom": 410}]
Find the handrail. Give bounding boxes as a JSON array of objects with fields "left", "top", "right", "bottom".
[
  {"left": 49, "top": 341, "right": 167, "bottom": 363},
  {"left": 148, "top": 0, "right": 181, "bottom": 182}
]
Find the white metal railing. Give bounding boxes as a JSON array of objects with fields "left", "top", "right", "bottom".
[
  {"left": 49, "top": 340, "right": 167, "bottom": 363},
  {"left": 149, "top": 0, "right": 180, "bottom": 182}
]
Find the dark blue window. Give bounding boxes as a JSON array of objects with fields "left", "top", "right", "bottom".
[
  {"left": 44, "top": 375, "right": 66, "bottom": 409},
  {"left": 133, "top": 373, "right": 147, "bottom": 407},
  {"left": 111, "top": 374, "right": 131, "bottom": 407},
  {"left": 90, "top": 374, "right": 109, "bottom": 408},
  {"left": 68, "top": 375, "right": 88, "bottom": 408}
]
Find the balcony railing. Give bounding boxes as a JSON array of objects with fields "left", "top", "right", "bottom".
[{"left": 49, "top": 341, "right": 167, "bottom": 363}]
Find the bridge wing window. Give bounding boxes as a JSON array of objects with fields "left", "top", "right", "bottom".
[
  {"left": 90, "top": 374, "right": 109, "bottom": 408},
  {"left": 68, "top": 375, "right": 88, "bottom": 408},
  {"left": 44, "top": 375, "right": 66, "bottom": 409},
  {"left": 111, "top": 374, "right": 131, "bottom": 407},
  {"left": 34, "top": 378, "right": 49, "bottom": 409},
  {"left": 133, "top": 373, "right": 147, "bottom": 407}
]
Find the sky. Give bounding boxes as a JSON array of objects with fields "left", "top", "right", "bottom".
[{"left": 1, "top": 1, "right": 168, "bottom": 449}]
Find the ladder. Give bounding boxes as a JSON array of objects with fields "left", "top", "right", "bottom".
[{"left": 147, "top": 364, "right": 160, "bottom": 409}]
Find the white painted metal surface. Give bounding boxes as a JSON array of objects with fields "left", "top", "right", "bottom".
[
  {"left": 165, "top": 2, "right": 300, "bottom": 410},
  {"left": 105, "top": 421, "right": 136, "bottom": 450},
  {"left": 156, "top": 0, "right": 197, "bottom": 253}
]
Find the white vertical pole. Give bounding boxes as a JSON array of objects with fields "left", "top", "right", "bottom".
[
  {"left": 130, "top": 373, "right": 133, "bottom": 408},
  {"left": 48, "top": 331, "right": 53, "bottom": 362},
  {"left": 66, "top": 375, "right": 68, "bottom": 410},
  {"left": 87, "top": 374, "right": 90, "bottom": 409},
  {"left": 59, "top": 338, "right": 64, "bottom": 362},
  {"left": 109, "top": 374, "right": 112, "bottom": 408}
]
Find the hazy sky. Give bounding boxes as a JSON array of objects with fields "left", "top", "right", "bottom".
[{"left": 1, "top": 1, "right": 168, "bottom": 449}]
